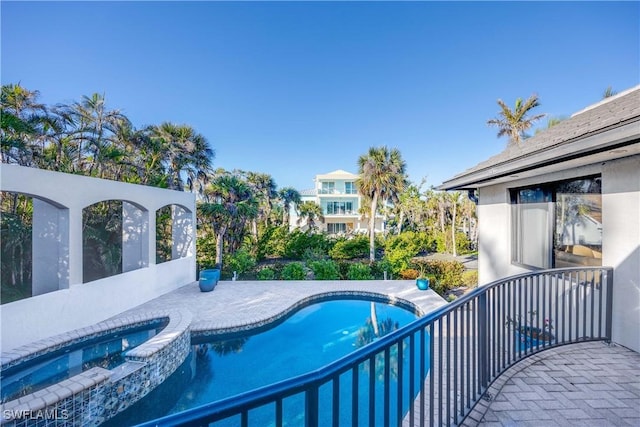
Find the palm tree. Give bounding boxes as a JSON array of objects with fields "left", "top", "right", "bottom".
[
  {"left": 1, "top": 84, "right": 48, "bottom": 166},
  {"left": 149, "top": 122, "right": 214, "bottom": 191},
  {"left": 357, "top": 146, "right": 407, "bottom": 261},
  {"left": 246, "top": 172, "right": 277, "bottom": 236},
  {"left": 64, "top": 93, "right": 128, "bottom": 177},
  {"left": 535, "top": 116, "right": 566, "bottom": 135},
  {"left": 487, "top": 94, "right": 546, "bottom": 146},
  {"left": 199, "top": 174, "right": 258, "bottom": 268},
  {"left": 603, "top": 86, "right": 618, "bottom": 99},
  {"left": 278, "top": 187, "right": 301, "bottom": 226},
  {"left": 297, "top": 201, "right": 324, "bottom": 231}
]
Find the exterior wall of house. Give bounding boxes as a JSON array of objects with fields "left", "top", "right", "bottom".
[
  {"left": 601, "top": 155, "right": 640, "bottom": 352},
  {"left": 1, "top": 165, "right": 196, "bottom": 351},
  {"left": 476, "top": 156, "right": 640, "bottom": 352}
]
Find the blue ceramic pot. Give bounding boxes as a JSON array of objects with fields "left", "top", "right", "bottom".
[
  {"left": 416, "top": 278, "right": 430, "bottom": 291},
  {"left": 199, "top": 269, "right": 220, "bottom": 292}
]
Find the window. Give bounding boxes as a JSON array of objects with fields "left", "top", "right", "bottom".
[
  {"left": 321, "top": 182, "right": 335, "bottom": 194},
  {"left": 554, "top": 178, "right": 602, "bottom": 268},
  {"left": 511, "top": 187, "right": 553, "bottom": 268},
  {"left": 345, "top": 182, "right": 356, "bottom": 194},
  {"left": 511, "top": 176, "right": 602, "bottom": 269},
  {"left": 326, "top": 201, "right": 353, "bottom": 215},
  {"left": 327, "top": 223, "right": 347, "bottom": 234}
]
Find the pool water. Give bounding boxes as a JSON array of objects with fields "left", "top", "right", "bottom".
[
  {"left": 112, "top": 299, "right": 429, "bottom": 426},
  {"left": 1, "top": 321, "right": 167, "bottom": 403}
]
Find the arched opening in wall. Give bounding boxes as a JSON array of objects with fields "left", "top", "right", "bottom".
[
  {"left": 1, "top": 191, "right": 68, "bottom": 303},
  {"left": 83, "top": 200, "right": 123, "bottom": 283},
  {"left": 1, "top": 192, "right": 33, "bottom": 303},
  {"left": 156, "top": 204, "right": 193, "bottom": 264},
  {"left": 156, "top": 205, "right": 173, "bottom": 264}
]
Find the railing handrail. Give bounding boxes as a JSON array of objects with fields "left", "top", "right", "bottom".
[{"left": 138, "top": 266, "right": 613, "bottom": 427}]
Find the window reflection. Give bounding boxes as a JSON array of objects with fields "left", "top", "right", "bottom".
[{"left": 554, "top": 177, "right": 602, "bottom": 268}]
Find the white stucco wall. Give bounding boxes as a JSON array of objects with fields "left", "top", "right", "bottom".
[
  {"left": 602, "top": 155, "right": 640, "bottom": 352},
  {"left": 0, "top": 165, "right": 197, "bottom": 352},
  {"left": 475, "top": 157, "right": 640, "bottom": 352}
]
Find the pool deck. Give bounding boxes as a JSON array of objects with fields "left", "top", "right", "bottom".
[
  {"left": 115, "top": 279, "right": 449, "bottom": 335},
  {"left": 462, "top": 341, "right": 640, "bottom": 427}
]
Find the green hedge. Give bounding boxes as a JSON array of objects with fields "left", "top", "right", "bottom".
[
  {"left": 309, "top": 260, "right": 340, "bottom": 280},
  {"left": 281, "top": 262, "right": 307, "bottom": 280},
  {"left": 329, "top": 235, "right": 369, "bottom": 260},
  {"left": 346, "top": 263, "right": 373, "bottom": 280}
]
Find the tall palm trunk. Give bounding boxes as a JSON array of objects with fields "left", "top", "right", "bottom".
[
  {"left": 451, "top": 198, "right": 457, "bottom": 257},
  {"left": 215, "top": 227, "right": 227, "bottom": 267},
  {"left": 397, "top": 210, "right": 404, "bottom": 235},
  {"left": 251, "top": 219, "right": 258, "bottom": 239},
  {"left": 369, "top": 193, "right": 378, "bottom": 262}
]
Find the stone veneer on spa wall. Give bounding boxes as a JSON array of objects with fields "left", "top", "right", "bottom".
[{"left": 1, "top": 311, "right": 191, "bottom": 427}]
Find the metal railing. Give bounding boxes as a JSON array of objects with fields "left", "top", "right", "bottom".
[{"left": 140, "top": 267, "right": 613, "bottom": 427}]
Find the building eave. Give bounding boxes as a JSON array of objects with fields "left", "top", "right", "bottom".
[{"left": 438, "top": 118, "right": 640, "bottom": 191}]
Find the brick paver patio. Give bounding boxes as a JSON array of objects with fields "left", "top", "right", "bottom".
[{"left": 463, "top": 341, "right": 640, "bottom": 427}]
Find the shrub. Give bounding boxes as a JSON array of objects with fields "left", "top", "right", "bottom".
[
  {"left": 426, "top": 274, "right": 444, "bottom": 295},
  {"left": 257, "top": 267, "right": 276, "bottom": 280},
  {"left": 284, "top": 231, "right": 332, "bottom": 260},
  {"left": 223, "top": 248, "right": 256, "bottom": 278},
  {"left": 256, "top": 225, "right": 288, "bottom": 259},
  {"left": 385, "top": 231, "right": 435, "bottom": 255},
  {"left": 399, "top": 268, "right": 419, "bottom": 279},
  {"left": 329, "top": 235, "right": 369, "bottom": 260},
  {"left": 413, "top": 259, "right": 464, "bottom": 294},
  {"left": 370, "top": 259, "right": 393, "bottom": 280},
  {"left": 281, "top": 262, "right": 306, "bottom": 280},
  {"left": 434, "top": 230, "right": 472, "bottom": 255},
  {"left": 302, "top": 247, "right": 328, "bottom": 264},
  {"left": 382, "top": 231, "right": 436, "bottom": 275},
  {"left": 346, "top": 263, "right": 373, "bottom": 280},
  {"left": 336, "top": 261, "right": 351, "bottom": 279},
  {"left": 461, "top": 270, "right": 478, "bottom": 287},
  {"left": 309, "top": 260, "right": 340, "bottom": 280},
  {"left": 383, "top": 246, "right": 416, "bottom": 276},
  {"left": 196, "top": 234, "right": 218, "bottom": 269}
]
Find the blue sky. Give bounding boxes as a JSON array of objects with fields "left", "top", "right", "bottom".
[{"left": 2, "top": 1, "right": 638, "bottom": 191}]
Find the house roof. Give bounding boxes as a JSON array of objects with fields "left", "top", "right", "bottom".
[
  {"left": 316, "top": 169, "right": 359, "bottom": 180},
  {"left": 438, "top": 86, "right": 640, "bottom": 190}
]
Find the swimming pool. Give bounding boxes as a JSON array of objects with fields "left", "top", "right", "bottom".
[
  {"left": 109, "top": 298, "right": 429, "bottom": 426},
  {"left": 0, "top": 319, "right": 168, "bottom": 403}
]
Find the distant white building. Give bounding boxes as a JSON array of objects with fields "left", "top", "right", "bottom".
[{"left": 290, "top": 169, "right": 385, "bottom": 235}]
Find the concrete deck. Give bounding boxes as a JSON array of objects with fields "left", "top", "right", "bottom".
[
  {"left": 115, "top": 279, "right": 449, "bottom": 335},
  {"left": 463, "top": 341, "right": 640, "bottom": 427}
]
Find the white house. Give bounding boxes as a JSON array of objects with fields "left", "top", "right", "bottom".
[
  {"left": 290, "top": 169, "right": 385, "bottom": 234},
  {"left": 439, "top": 86, "right": 640, "bottom": 353}
]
